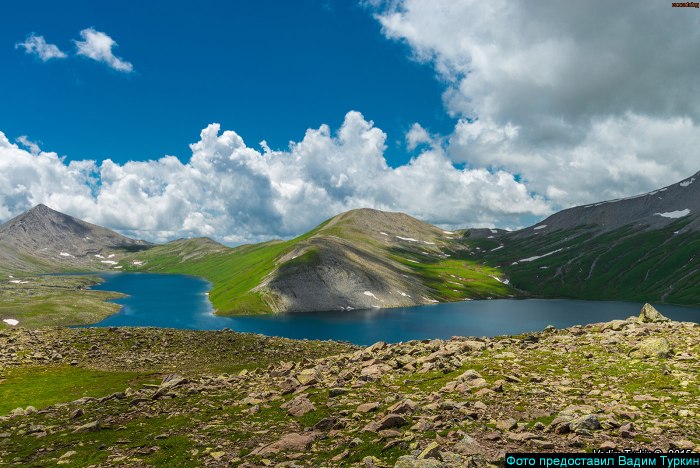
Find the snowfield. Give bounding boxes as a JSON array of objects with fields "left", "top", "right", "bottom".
[
  {"left": 515, "top": 248, "right": 564, "bottom": 264},
  {"left": 655, "top": 209, "right": 690, "bottom": 219}
]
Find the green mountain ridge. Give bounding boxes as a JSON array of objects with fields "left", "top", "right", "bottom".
[
  {"left": 120, "top": 209, "right": 513, "bottom": 314},
  {"left": 468, "top": 171, "right": 700, "bottom": 306},
  {"left": 1, "top": 170, "right": 698, "bottom": 320}
]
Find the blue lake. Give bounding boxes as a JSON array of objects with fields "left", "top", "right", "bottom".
[{"left": 89, "top": 273, "right": 700, "bottom": 346}]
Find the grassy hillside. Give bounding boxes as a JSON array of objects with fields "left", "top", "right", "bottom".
[
  {"left": 472, "top": 218, "right": 700, "bottom": 306},
  {"left": 0, "top": 275, "right": 123, "bottom": 329},
  {"left": 121, "top": 210, "right": 514, "bottom": 315},
  {"left": 119, "top": 222, "right": 333, "bottom": 314}
]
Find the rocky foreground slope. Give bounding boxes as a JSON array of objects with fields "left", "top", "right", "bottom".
[{"left": 1, "top": 305, "right": 698, "bottom": 466}]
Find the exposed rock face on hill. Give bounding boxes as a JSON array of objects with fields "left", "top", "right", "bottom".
[
  {"left": 259, "top": 209, "right": 468, "bottom": 312},
  {"left": 0, "top": 204, "right": 150, "bottom": 272},
  {"left": 1, "top": 305, "right": 698, "bottom": 466},
  {"left": 121, "top": 207, "right": 513, "bottom": 315}
]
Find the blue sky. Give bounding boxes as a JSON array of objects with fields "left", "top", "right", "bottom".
[
  {"left": 3, "top": 0, "right": 451, "bottom": 166},
  {"left": 2, "top": 1, "right": 697, "bottom": 243}
]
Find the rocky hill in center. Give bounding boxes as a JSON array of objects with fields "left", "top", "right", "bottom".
[{"left": 122, "top": 209, "right": 514, "bottom": 314}]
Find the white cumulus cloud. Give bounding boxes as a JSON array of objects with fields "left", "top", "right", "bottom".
[
  {"left": 371, "top": 0, "right": 700, "bottom": 208},
  {"left": 74, "top": 28, "right": 133, "bottom": 72},
  {"left": 405, "top": 123, "right": 433, "bottom": 151},
  {"left": 0, "top": 112, "right": 550, "bottom": 243},
  {"left": 15, "top": 34, "right": 67, "bottom": 61}
]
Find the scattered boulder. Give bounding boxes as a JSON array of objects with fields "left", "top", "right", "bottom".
[
  {"left": 361, "top": 363, "right": 392, "bottom": 381},
  {"left": 630, "top": 337, "right": 672, "bottom": 359},
  {"left": 250, "top": 432, "right": 318, "bottom": 456},
  {"left": 388, "top": 399, "right": 418, "bottom": 414},
  {"left": 73, "top": 420, "right": 100, "bottom": 433},
  {"left": 496, "top": 418, "right": 518, "bottom": 431},
  {"left": 569, "top": 414, "right": 602, "bottom": 435},
  {"left": 364, "top": 413, "right": 407, "bottom": 432},
  {"left": 296, "top": 368, "right": 321, "bottom": 386},
  {"left": 357, "top": 402, "right": 381, "bottom": 413},
  {"left": 395, "top": 455, "right": 444, "bottom": 467},
  {"left": 638, "top": 303, "right": 670, "bottom": 323},
  {"left": 418, "top": 441, "right": 441, "bottom": 460},
  {"left": 281, "top": 394, "right": 316, "bottom": 417}
]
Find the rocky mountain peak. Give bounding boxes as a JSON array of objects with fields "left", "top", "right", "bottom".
[{"left": 0, "top": 204, "right": 150, "bottom": 271}]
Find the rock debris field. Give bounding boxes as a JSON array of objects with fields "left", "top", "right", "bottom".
[{"left": 0, "top": 304, "right": 698, "bottom": 466}]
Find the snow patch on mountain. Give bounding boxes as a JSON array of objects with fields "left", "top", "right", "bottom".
[{"left": 655, "top": 209, "right": 690, "bottom": 219}]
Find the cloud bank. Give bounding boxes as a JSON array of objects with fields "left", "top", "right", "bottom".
[
  {"left": 0, "top": 112, "right": 549, "bottom": 243},
  {"left": 372, "top": 0, "right": 700, "bottom": 206}
]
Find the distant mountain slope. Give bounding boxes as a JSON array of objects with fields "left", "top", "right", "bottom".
[
  {"left": 472, "top": 171, "right": 700, "bottom": 305},
  {"left": 0, "top": 204, "right": 150, "bottom": 273},
  {"left": 123, "top": 209, "right": 514, "bottom": 314},
  {"left": 516, "top": 171, "right": 700, "bottom": 236}
]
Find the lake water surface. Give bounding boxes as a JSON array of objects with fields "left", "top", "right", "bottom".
[{"left": 90, "top": 273, "right": 700, "bottom": 345}]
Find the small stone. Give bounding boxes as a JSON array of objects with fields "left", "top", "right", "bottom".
[
  {"left": 280, "top": 377, "right": 301, "bottom": 395},
  {"left": 313, "top": 417, "right": 337, "bottom": 431},
  {"left": 329, "top": 387, "right": 348, "bottom": 397},
  {"left": 670, "top": 440, "right": 695, "bottom": 451},
  {"left": 209, "top": 451, "right": 225, "bottom": 460},
  {"left": 620, "top": 422, "right": 635, "bottom": 438},
  {"left": 59, "top": 451, "right": 77, "bottom": 459},
  {"left": 74, "top": 420, "right": 100, "bottom": 433},
  {"left": 569, "top": 414, "right": 602, "bottom": 434},
  {"left": 418, "top": 441, "right": 441, "bottom": 460},
  {"left": 599, "top": 441, "right": 617, "bottom": 451},
  {"left": 395, "top": 455, "right": 444, "bottom": 467},
  {"left": 388, "top": 399, "right": 418, "bottom": 414},
  {"left": 531, "top": 439, "right": 554, "bottom": 449},
  {"left": 250, "top": 432, "right": 318, "bottom": 456},
  {"left": 364, "top": 413, "right": 407, "bottom": 432},
  {"left": 377, "top": 413, "right": 407, "bottom": 430},
  {"left": 69, "top": 408, "right": 84, "bottom": 420},
  {"left": 332, "top": 449, "right": 350, "bottom": 462},
  {"left": 281, "top": 394, "right": 316, "bottom": 417},
  {"left": 496, "top": 418, "right": 518, "bottom": 431},
  {"left": 357, "top": 402, "right": 380, "bottom": 413},
  {"left": 296, "top": 368, "right": 321, "bottom": 386}
]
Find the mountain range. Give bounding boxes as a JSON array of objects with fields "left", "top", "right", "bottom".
[{"left": 1, "top": 170, "right": 698, "bottom": 313}]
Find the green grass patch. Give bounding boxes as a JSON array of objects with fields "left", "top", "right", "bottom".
[
  {"left": 0, "top": 366, "right": 149, "bottom": 415},
  {"left": 0, "top": 275, "right": 123, "bottom": 328}
]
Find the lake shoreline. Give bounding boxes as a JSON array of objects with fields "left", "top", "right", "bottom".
[{"left": 79, "top": 272, "right": 700, "bottom": 346}]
